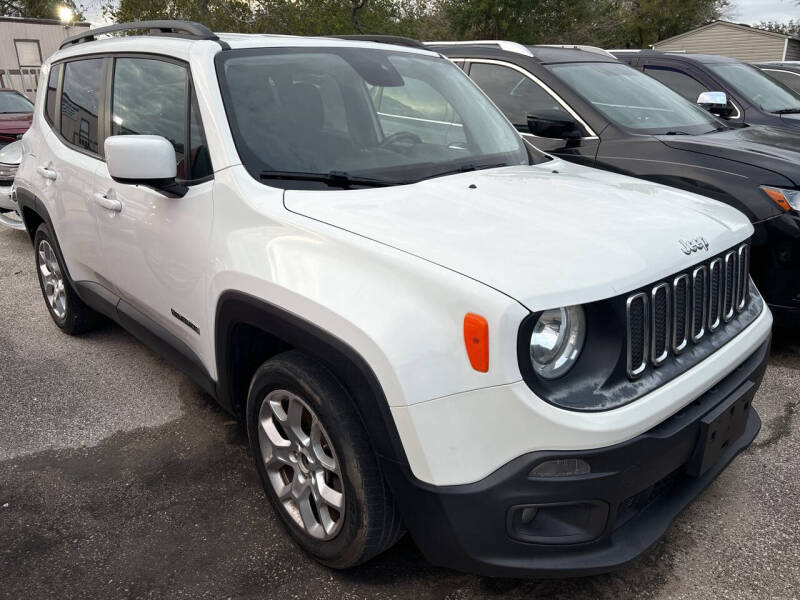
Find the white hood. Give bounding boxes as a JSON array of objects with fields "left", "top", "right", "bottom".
[{"left": 284, "top": 159, "right": 753, "bottom": 310}]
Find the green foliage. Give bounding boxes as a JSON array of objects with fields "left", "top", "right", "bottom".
[
  {"left": 757, "top": 20, "right": 800, "bottom": 37},
  {"left": 0, "top": 0, "right": 85, "bottom": 20}
]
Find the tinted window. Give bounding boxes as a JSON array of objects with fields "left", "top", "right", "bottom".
[
  {"left": 469, "top": 62, "right": 569, "bottom": 133},
  {"left": 44, "top": 64, "right": 59, "bottom": 125},
  {"left": 549, "top": 61, "right": 720, "bottom": 134},
  {"left": 707, "top": 62, "right": 800, "bottom": 113},
  {"left": 0, "top": 90, "right": 33, "bottom": 114},
  {"left": 112, "top": 58, "right": 187, "bottom": 172},
  {"left": 761, "top": 68, "right": 800, "bottom": 95},
  {"left": 643, "top": 66, "right": 709, "bottom": 102},
  {"left": 61, "top": 59, "right": 103, "bottom": 153}
]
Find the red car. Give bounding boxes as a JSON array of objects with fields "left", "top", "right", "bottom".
[{"left": 0, "top": 89, "right": 33, "bottom": 147}]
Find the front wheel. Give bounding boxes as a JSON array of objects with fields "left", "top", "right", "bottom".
[{"left": 246, "top": 351, "right": 404, "bottom": 568}]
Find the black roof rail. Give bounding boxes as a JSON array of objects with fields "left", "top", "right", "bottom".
[
  {"left": 335, "top": 35, "right": 425, "bottom": 49},
  {"left": 59, "top": 20, "right": 228, "bottom": 50}
]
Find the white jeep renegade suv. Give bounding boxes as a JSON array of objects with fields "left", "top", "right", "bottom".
[{"left": 13, "top": 21, "right": 772, "bottom": 577}]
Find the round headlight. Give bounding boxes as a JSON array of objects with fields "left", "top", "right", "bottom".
[{"left": 530, "top": 305, "right": 586, "bottom": 379}]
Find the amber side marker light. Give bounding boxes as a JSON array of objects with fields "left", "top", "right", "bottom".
[
  {"left": 464, "top": 313, "right": 489, "bottom": 372},
  {"left": 761, "top": 186, "right": 793, "bottom": 212}
]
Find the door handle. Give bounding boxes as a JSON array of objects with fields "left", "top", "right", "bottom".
[
  {"left": 36, "top": 165, "right": 58, "bottom": 181},
  {"left": 93, "top": 192, "right": 122, "bottom": 212}
]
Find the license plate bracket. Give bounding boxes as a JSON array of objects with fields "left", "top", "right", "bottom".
[{"left": 686, "top": 381, "right": 755, "bottom": 478}]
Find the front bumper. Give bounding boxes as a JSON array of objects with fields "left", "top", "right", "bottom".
[{"left": 382, "top": 338, "right": 769, "bottom": 578}]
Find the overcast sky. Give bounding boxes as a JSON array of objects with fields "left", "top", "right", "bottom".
[{"left": 728, "top": 0, "right": 799, "bottom": 24}]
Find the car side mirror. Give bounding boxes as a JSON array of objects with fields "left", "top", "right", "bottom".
[
  {"left": 526, "top": 111, "right": 583, "bottom": 139},
  {"left": 104, "top": 135, "right": 187, "bottom": 198},
  {"left": 697, "top": 91, "right": 735, "bottom": 118}
]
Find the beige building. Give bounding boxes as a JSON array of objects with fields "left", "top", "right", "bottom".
[
  {"left": 0, "top": 16, "right": 90, "bottom": 99},
  {"left": 652, "top": 20, "right": 800, "bottom": 62}
]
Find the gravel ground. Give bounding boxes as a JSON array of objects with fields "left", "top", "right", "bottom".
[{"left": 1, "top": 225, "right": 798, "bottom": 600}]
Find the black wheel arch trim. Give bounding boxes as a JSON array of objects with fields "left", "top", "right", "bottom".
[{"left": 214, "top": 291, "right": 410, "bottom": 466}]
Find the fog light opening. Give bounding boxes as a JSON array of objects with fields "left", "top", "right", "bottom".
[{"left": 529, "top": 458, "right": 591, "bottom": 478}]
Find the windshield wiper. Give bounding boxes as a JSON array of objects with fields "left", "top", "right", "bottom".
[
  {"left": 664, "top": 130, "right": 691, "bottom": 135},
  {"left": 773, "top": 108, "right": 800, "bottom": 114},
  {"left": 415, "top": 162, "right": 510, "bottom": 182},
  {"left": 259, "top": 170, "right": 396, "bottom": 188}
]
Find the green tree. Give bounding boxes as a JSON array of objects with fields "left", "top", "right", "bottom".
[
  {"left": 757, "top": 20, "right": 800, "bottom": 37},
  {"left": 611, "top": 0, "right": 730, "bottom": 48},
  {"left": 1, "top": 0, "right": 85, "bottom": 20}
]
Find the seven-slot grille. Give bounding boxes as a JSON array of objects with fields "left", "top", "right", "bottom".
[{"left": 626, "top": 242, "right": 750, "bottom": 378}]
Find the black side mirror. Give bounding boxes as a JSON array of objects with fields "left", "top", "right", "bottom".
[{"left": 525, "top": 111, "right": 583, "bottom": 139}]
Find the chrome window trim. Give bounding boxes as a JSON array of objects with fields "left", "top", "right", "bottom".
[
  {"left": 691, "top": 265, "right": 708, "bottom": 343},
  {"left": 626, "top": 292, "right": 649, "bottom": 378},
  {"left": 465, "top": 58, "right": 599, "bottom": 139},
  {"left": 650, "top": 282, "right": 671, "bottom": 366},
  {"left": 672, "top": 273, "right": 690, "bottom": 353}
]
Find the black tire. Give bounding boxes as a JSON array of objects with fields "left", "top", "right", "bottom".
[
  {"left": 246, "top": 350, "right": 404, "bottom": 568},
  {"left": 33, "top": 223, "right": 102, "bottom": 335}
]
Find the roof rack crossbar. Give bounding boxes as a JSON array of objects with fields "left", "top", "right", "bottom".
[
  {"left": 335, "top": 35, "right": 426, "bottom": 49},
  {"left": 423, "top": 40, "right": 534, "bottom": 57},
  {"left": 59, "top": 20, "right": 224, "bottom": 50}
]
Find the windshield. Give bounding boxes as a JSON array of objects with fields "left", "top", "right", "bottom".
[
  {"left": 0, "top": 91, "right": 33, "bottom": 114},
  {"left": 706, "top": 62, "right": 800, "bottom": 113},
  {"left": 547, "top": 62, "right": 721, "bottom": 135},
  {"left": 216, "top": 47, "right": 532, "bottom": 188}
]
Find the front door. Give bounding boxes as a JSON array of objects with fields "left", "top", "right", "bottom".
[{"left": 93, "top": 55, "right": 215, "bottom": 364}]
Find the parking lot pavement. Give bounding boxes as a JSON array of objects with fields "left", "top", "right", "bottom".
[{"left": 1, "top": 225, "right": 798, "bottom": 600}]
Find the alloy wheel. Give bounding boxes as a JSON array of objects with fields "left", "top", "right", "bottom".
[
  {"left": 37, "top": 239, "right": 66, "bottom": 320},
  {"left": 257, "top": 389, "right": 345, "bottom": 540}
]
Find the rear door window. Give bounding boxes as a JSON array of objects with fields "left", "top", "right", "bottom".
[{"left": 60, "top": 59, "right": 104, "bottom": 154}]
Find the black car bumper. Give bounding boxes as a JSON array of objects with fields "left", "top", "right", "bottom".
[
  {"left": 381, "top": 338, "right": 770, "bottom": 578},
  {"left": 753, "top": 213, "right": 800, "bottom": 318}
]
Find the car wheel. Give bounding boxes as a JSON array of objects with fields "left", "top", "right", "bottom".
[
  {"left": 34, "top": 223, "right": 101, "bottom": 334},
  {"left": 246, "top": 351, "right": 404, "bottom": 568}
]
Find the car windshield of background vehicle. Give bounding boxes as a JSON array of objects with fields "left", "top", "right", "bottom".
[
  {"left": 0, "top": 92, "right": 33, "bottom": 114},
  {"left": 707, "top": 62, "right": 800, "bottom": 113},
  {"left": 548, "top": 62, "right": 722, "bottom": 135},
  {"left": 217, "top": 47, "right": 535, "bottom": 188}
]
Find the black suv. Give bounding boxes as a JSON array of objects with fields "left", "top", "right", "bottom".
[
  {"left": 755, "top": 62, "right": 800, "bottom": 95},
  {"left": 614, "top": 50, "right": 800, "bottom": 132},
  {"left": 428, "top": 42, "right": 800, "bottom": 321}
]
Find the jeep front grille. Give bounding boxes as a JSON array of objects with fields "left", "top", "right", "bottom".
[{"left": 626, "top": 242, "right": 750, "bottom": 378}]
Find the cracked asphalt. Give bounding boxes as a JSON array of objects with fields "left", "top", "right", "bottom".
[{"left": 1, "top": 225, "right": 798, "bottom": 599}]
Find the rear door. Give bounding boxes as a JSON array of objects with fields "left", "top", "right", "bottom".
[{"left": 37, "top": 57, "right": 109, "bottom": 284}]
